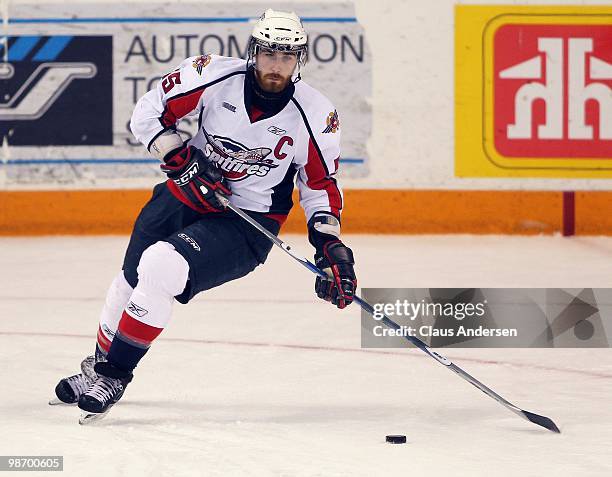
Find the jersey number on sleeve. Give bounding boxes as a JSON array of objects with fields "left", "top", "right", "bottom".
[{"left": 162, "top": 72, "right": 181, "bottom": 94}]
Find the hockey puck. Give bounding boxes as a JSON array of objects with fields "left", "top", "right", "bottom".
[{"left": 385, "top": 435, "right": 406, "bottom": 444}]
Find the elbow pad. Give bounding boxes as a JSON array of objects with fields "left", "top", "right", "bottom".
[{"left": 149, "top": 131, "right": 184, "bottom": 162}]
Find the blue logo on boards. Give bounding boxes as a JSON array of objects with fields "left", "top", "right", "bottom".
[{"left": 0, "top": 35, "right": 113, "bottom": 146}]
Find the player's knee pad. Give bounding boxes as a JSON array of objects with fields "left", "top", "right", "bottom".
[
  {"left": 109, "top": 271, "right": 133, "bottom": 303},
  {"left": 101, "top": 271, "right": 134, "bottom": 319},
  {"left": 137, "top": 241, "right": 189, "bottom": 298}
]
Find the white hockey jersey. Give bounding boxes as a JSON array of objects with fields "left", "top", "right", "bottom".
[{"left": 130, "top": 54, "right": 343, "bottom": 223}]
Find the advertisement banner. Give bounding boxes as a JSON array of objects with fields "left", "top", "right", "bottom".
[
  {"left": 1, "top": 3, "right": 371, "bottom": 189},
  {"left": 455, "top": 6, "right": 612, "bottom": 178}
]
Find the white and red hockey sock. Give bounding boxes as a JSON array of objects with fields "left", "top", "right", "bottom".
[
  {"left": 104, "top": 241, "right": 189, "bottom": 372},
  {"left": 96, "top": 271, "right": 134, "bottom": 354}
]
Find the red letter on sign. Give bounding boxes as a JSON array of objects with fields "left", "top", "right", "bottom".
[
  {"left": 274, "top": 136, "right": 293, "bottom": 160},
  {"left": 162, "top": 72, "right": 181, "bottom": 94}
]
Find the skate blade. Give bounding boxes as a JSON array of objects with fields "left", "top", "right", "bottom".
[
  {"left": 79, "top": 410, "right": 110, "bottom": 425},
  {"left": 49, "top": 397, "right": 76, "bottom": 406}
]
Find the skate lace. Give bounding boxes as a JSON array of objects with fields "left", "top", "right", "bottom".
[
  {"left": 66, "top": 374, "right": 92, "bottom": 396},
  {"left": 80, "top": 355, "right": 98, "bottom": 381},
  {"left": 87, "top": 377, "right": 123, "bottom": 405}
]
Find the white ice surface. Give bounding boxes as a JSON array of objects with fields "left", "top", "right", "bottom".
[{"left": 1, "top": 234, "right": 612, "bottom": 476}]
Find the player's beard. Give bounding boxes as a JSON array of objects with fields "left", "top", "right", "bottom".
[{"left": 255, "top": 70, "right": 291, "bottom": 93}]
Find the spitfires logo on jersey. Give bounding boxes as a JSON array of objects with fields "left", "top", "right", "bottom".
[
  {"left": 192, "top": 54, "right": 211, "bottom": 75},
  {"left": 0, "top": 35, "right": 113, "bottom": 146},
  {"left": 323, "top": 110, "right": 340, "bottom": 134},
  {"left": 202, "top": 129, "right": 277, "bottom": 181}
]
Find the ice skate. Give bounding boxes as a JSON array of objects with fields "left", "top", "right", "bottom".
[
  {"left": 78, "top": 362, "right": 132, "bottom": 424},
  {"left": 49, "top": 349, "right": 105, "bottom": 405}
]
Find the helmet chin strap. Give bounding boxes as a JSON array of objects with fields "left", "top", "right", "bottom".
[{"left": 292, "top": 67, "right": 302, "bottom": 84}]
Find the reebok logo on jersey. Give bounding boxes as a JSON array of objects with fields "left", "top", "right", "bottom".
[
  {"left": 222, "top": 102, "right": 236, "bottom": 112},
  {"left": 322, "top": 110, "right": 340, "bottom": 134},
  {"left": 178, "top": 233, "right": 201, "bottom": 251},
  {"left": 127, "top": 301, "right": 148, "bottom": 318},
  {"left": 267, "top": 126, "right": 287, "bottom": 136}
]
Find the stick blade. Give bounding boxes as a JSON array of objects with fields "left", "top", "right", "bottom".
[{"left": 523, "top": 410, "right": 561, "bottom": 433}]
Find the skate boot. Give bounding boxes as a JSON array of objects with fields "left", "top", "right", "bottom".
[
  {"left": 49, "top": 345, "right": 106, "bottom": 405},
  {"left": 78, "top": 361, "right": 132, "bottom": 424}
]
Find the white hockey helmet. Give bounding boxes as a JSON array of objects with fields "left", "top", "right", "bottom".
[{"left": 247, "top": 9, "right": 308, "bottom": 73}]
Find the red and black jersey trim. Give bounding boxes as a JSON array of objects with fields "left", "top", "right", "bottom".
[
  {"left": 269, "top": 163, "right": 298, "bottom": 216},
  {"left": 290, "top": 97, "right": 343, "bottom": 218},
  {"left": 197, "top": 107, "right": 205, "bottom": 130},
  {"left": 158, "top": 89, "right": 204, "bottom": 129},
  {"left": 291, "top": 98, "right": 329, "bottom": 175},
  {"left": 148, "top": 70, "right": 246, "bottom": 150}
]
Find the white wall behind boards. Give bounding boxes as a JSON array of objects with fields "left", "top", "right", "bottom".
[{"left": 2, "top": 0, "right": 611, "bottom": 191}]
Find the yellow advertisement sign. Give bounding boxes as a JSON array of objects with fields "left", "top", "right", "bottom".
[{"left": 455, "top": 6, "right": 612, "bottom": 178}]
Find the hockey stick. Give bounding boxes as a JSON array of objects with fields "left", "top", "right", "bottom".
[{"left": 222, "top": 199, "right": 560, "bottom": 433}]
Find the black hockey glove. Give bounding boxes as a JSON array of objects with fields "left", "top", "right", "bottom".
[
  {"left": 314, "top": 240, "right": 357, "bottom": 309},
  {"left": 161, "top": 145, "right": 231, "bottom": 213}
]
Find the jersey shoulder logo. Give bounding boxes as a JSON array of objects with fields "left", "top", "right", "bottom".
[
  {"left": 192, "top": 54, "right": 212, "bottom": 75},
  {"left": 322, "top": 109, "right": 340, "bottom": 134}
]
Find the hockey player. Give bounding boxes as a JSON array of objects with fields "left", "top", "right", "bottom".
[{"left": 51, "top": 9, "right": 357, "bottom": 423}]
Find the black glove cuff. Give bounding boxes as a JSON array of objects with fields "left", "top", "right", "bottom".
[
  {"left": 308, "top": 212, "right": 341, "bottom": 251},
  {"left": 162, "top": 140, "right": 191, "bottom": 166}
]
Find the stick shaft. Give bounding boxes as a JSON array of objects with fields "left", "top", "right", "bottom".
[{"left": 224, "top": 201, "right": 560, "bottom": 432}]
